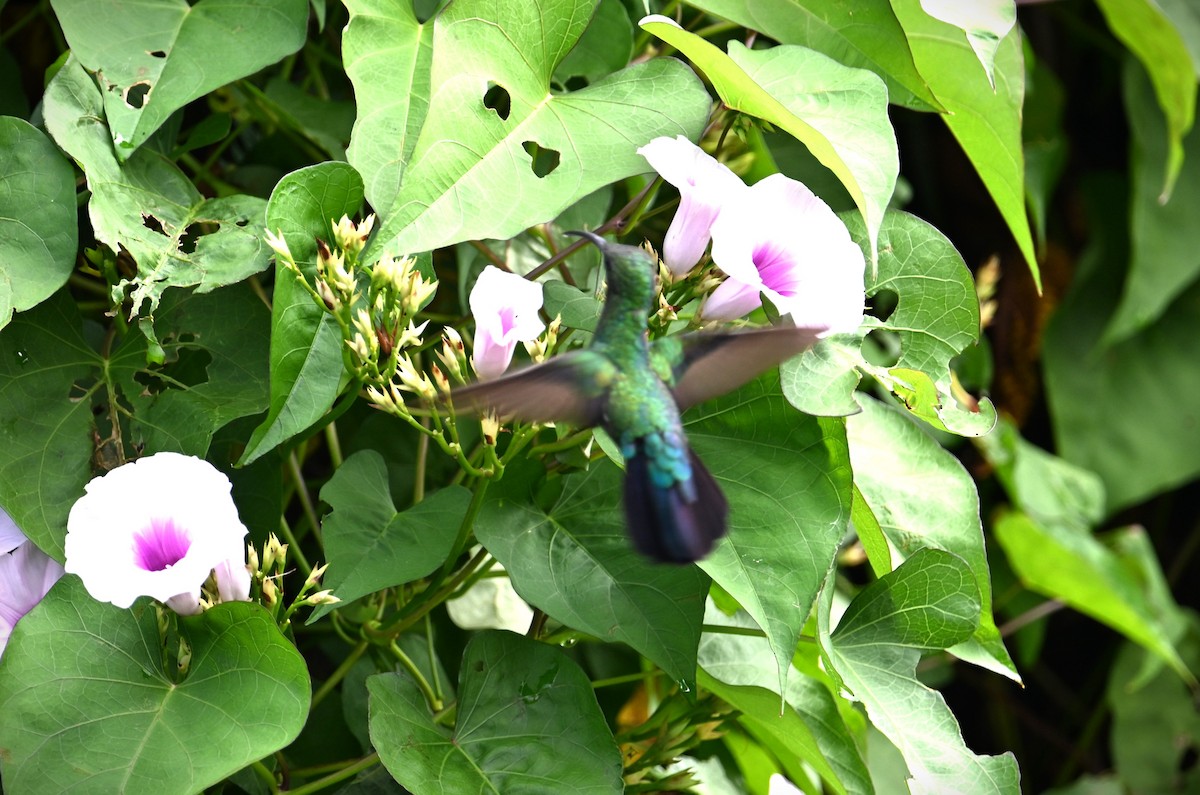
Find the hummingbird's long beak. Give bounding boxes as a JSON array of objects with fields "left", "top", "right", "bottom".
[{"left": 564, "top": 229, "right": 607, "bottom": 249}]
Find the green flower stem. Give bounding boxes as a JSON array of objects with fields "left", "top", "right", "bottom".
[
  {"left": 528, "top": 428, "right": 593, "bottom": 456},
  {"left": 277, "top": 515, "right": 313, "bottom": 577},
  {"left": 384, "top": 546, "right": 492, "bottom": 635},
  {"left": 592, "top": 671, "right": 662, "bottom": 689},
  {"left": 310, "top": 641, "right": 369, "bottom": 711},
  {"left": 699, "top": 624, "right": 767, "bottom": 638},
  {"left": 440, "top": 479, "right": 490, "bottom": 579},
  {"left": 390, "top": 640, "right": 443, "bottom": 711},
  {"left": 249, "top": 759, "right": 279, "bottom": 794},
  {"left": 425, "top": 614, "right": 444, "bottom": 703},
  {"left": 447, "top": 555, "right": 497, "bottom": 601},
  {"left": 413, "top": 421, "right": 429, "bottom": 504},
  {"left": 287, "top": 450, "right": 323, "bottom": 549},
  {"left": 324, "top": 421, "right": 344, "bottom": 470},
  {"left": 283, "top": 753, "right": 380, "bottom": 795}
]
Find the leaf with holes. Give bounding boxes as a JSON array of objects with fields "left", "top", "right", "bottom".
[
  {"left": 43, "top": 58, "right": 270, "bottom": 354},
  {"left": 641, "top": 17, "right": 897, "bottom": 266},
  {"left": 49, "top": 0, "right": 308, "bottom": 160},
  {"left": 783, "top": 210, "right": 995, "bottom": 435},
  {"left": 346, "top": 0, "right": 710, "bottom": 258},
  {"left": 0, "top": 579, "right": 310, "bottom": 794},
  {"left": 0, "top": 117, "right": 78, "bottom": 330},
  {"left": 370, "top": 631, "right": 622, "bottom": 793}
]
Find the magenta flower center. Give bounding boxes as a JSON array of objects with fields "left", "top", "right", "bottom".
[
  {"left": 752, "top": 242, "right": 803, "bottom": 297},
  {"left": 133, "top": 517, "right": 192, "bottom": 572}
]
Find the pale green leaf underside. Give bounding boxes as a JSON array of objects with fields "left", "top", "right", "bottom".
[{"left": 918, "top": 0, "right": 1016, "bottom": 88}]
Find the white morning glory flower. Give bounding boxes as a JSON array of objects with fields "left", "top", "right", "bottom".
[
  {"left": 704, "top": 173, "right": 865, "bottom": 334},
  {"left": 65, "top": 452, "right": 251, "bottom": 616},
  {"left": 0, "top": 531, "right": 65, "bottom": 659},
  {"left": 637, "top": 135, "right": 747, "bottom": 278},
  {"left": 469, "top": 265, "right": 545, "bottom": 380}
]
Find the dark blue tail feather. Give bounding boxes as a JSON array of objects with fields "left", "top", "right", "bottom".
[{"left": 623, "top": 442, "right": 728, "bottom": 563}]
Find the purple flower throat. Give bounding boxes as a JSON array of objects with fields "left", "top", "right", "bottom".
[{"left": 133, "top": 517, "right": 192, "bottom": 572}]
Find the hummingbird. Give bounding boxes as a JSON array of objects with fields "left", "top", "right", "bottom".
[{"left": 451, "top": 231, "right": 825, "bottom": 563}]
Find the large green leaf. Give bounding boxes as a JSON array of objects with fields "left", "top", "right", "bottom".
[
  {"left": 0, "top": 117, "right": 77, "bottom": 331},
  {"left": 687, "top": 374, "right": 851, "bottom": 693},
  {"left": 0, "top": 578, "right": 310, "bottom": 793},
  {"left": 782, "top": 210, "right": 995, "bottom": 435},
  {"left": 1094, "top": 0, "right": 1197, "bottom": 200},
  {"left": 369, "top": 630, "right": 623, "bottom": 794},
  {"left": 0, "top": 292, "right": 96, "bottom": 558},
  {"left": 847, "top": 395, "right": 1016, "bottom": 680},
  {"left": 641, "top": 17, "right": 896, "bottom": 265},
  {"left": 994, "top": 512, "right": 1190, "bottom": 682},
  {"left": 683, "top": 0, "right": 940, "bottom": 110},
  {"left": 1103, "top": 60, "right": 1200, "bottom": 343},
  {"left": 352, "top": 0, "right": 710, "bottom": 258},
  {"left": 49, "top": 0, "right": 308, "bottom": 159},
  {"left": 240, "top": 162, "right": 364, "bottom": 465},
  {"left": 1043, "top": 175, "right": 1200, "bottom": 510},
  {"left": 819, "top": 549, "right": 1020, "bottom": 794},
  {"left": 313, "top": 450, "right": 470, "bottom": 621},
  {"left": 476, "top": 465, "right": 708, "bottom": 685},
  {"left": 891, "top": 0, "right": 1037, "bottom": 288},
  {"left": 112, "top": 285, "right": 271, "bottom": 456},
  {"left": 43, "top": 57, "right": 270, "bottom": 348}
]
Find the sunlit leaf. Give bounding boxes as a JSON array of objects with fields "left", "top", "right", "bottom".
[
  {"left": 918, "top": 0, "right": 1015, "bottom": 89},
  {"left": 349, "top": 0, "right": 710, "bottom": 258},
  {"left": 0, "top": 117, "right": 77, "bottom": 330},
  {"left": 819, "top": 549, "right": 1020, "bottom": 794},
  {"left": 847, "top": 395, "right": 1017, "bottom": 680},
  {"left": 369, "top": 631, "right": 623, "bottom": 793},
  {"left": 49, "top": 0, "right": 308, "bottom": 159},
  {"left": 641, "top": 16, "right": 896, "bottom": 266},
  {"left": 0, "top": 578, "right": 310, "bottom": 794}
]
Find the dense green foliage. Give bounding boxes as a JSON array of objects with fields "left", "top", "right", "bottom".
[{"left": 0, "top": 1, "right": 1197, "bottom": 793}]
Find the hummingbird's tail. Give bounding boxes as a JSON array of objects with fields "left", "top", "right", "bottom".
[{"left": 622, "top": 440, "right": 728, "bottom": 564}]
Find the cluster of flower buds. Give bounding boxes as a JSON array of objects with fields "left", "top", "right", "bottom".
[
  {"left": 522, "top": 314, "right": 562, "bottom": 365},
  {"left": 264, "top": 216, "right": 440, "bottom": 410},
  {"left": 618, "top": 690, "right": 734, "bottom": 790},
  {"left": 247, "top": 533, "right": 339, "bottom": 627}
]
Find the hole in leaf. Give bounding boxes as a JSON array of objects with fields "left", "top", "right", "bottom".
[
  {"left": 863, "top": 328, "right": 901, "bottom": 368},
  {"left": 522, "top": 141, "right": 560, "bottom": 178},
  {"left": 134, "top": 346, "right": 214, "bottom": 395},
  {"left": 147, "top": 50, "right": 167, "bottom": 58},
  {"left": 142, "top": 214, "right": 168, "bottom": 236},
  {"left": 564, "top": 75, "right": 589, "bottom": 92},
  {"left": 483, "top": 83, "right": 511, "bottom": 121},
  {"left": 178, "top": 221, "right": 219, "bottom": 255},
  {"left": 234, "top": 218, "right": 249, "bottom": 227},
  {"left": 123, "top": 81, "right": 152, "bottom": 109},
  {"left": 866, "top": 288, "right": 898, "bottom": 322}
]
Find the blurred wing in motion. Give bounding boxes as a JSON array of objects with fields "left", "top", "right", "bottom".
[{"left": 449, "top": 350, "right": 615, "bottom": 427}]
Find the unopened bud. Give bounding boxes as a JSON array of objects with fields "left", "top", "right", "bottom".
[
  {"left": 305, "top": 589, "right": 341, "bottom": 606},
  {"left": 305, "top": 562, "right": 330, "bottom": 590},
  {"left": 246, "top": 543, "right": 260, "bottom": 573},
  {"left": 480, "top": 412, "right": 500, "bottom": 446},
  {"left": 264, "top": 229, "right": 293, "bottom": 263},
  {"left": 262, "top": 576, "right": 278, "bottom": 607},
  {"left": 431, "top": 363, "right": 452, "bottom": 397}
]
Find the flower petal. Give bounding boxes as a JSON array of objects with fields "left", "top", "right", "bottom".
[
  {"left": 0, "top": 540, "right": 65, "bottom": 658},
  {"left": 64, "top": 453, "right": 248, "bottom": 614},
  {"left": 469, "top": 266, "right": 545, "bottom": 380},
  {"left": 0, "top": 507, "right": 26, "bottom": 554}
]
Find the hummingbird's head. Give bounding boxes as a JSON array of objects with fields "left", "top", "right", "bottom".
[{"left": 566, "top": 230, "right": 657, "bottom": 306}]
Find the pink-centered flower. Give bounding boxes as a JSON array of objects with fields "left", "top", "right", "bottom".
[
  {"left": 638, "top": 135, "right": 747, "bottom": 278},
  {"left": 469, "top": 265, "right": 545, "bottom": 380},
  {"left": 0, "top": 511, "right": 65, "bottom": 659},
  {"left": 65, "top": 453, "right": 251, "bottom": 616},
  {"left": 704, "top": 174, "right": 865, "bottom": 334}
]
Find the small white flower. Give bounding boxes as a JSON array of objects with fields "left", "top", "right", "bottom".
[
  {"left": 65, "top": 453, "right": 251, "bottom": 616},
  {"left": 637, "top": 135, "right": 747, "bottom": 278},
  {"left": 469, "top": 266, "right": 545, "bottom": 380},
  {"left": 0, "top": 528, "right": 65, "bottom": 658},
  {"left": 704, "top": 173, "right": 865, "bottom": 334}
]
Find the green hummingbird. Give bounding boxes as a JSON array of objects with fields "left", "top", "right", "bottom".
[{"left": 452, "top": 231, "right": 825, "bottom": 563}]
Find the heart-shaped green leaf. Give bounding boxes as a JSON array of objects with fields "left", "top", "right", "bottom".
[
  {"left": 689, "top": 374, "right": 852, "bottom": 694},
  {"left": 369, "top": 631, "right": 623, "bottom": 793},
  {"left": 349, "top": 0, "right": 711, "bottom": 258},
  {"left": 641, "top": 17, "right": 896, "bottom": 266},
  {"left": 0, "top": 578, "right": 310, "bottom": 793},
  {"left": 476, "top": 466, "right": 709, "bottom": 686},
  {"left": 0, "top": 117, "right": 77, "bottom": 331},
  {"left": 313, "top": 450, "right": 470, "bottom": 622},
  {"left": 819, "top": 549, "right": 1020, "bottom": 794},
  {"left": 49, "top": 0, "right": 308, "bottom": 159}
]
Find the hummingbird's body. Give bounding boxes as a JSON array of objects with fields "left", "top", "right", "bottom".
[{"left": 452, "top": 231, "right": 825, "bottom": 563}]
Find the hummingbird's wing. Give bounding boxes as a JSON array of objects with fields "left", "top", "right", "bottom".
[
  {"left": 654, "top": 325, "right": 827, "bottom": 411},
  {"left": 449, "top": 350, "right": 615, "bottom": 426}
]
